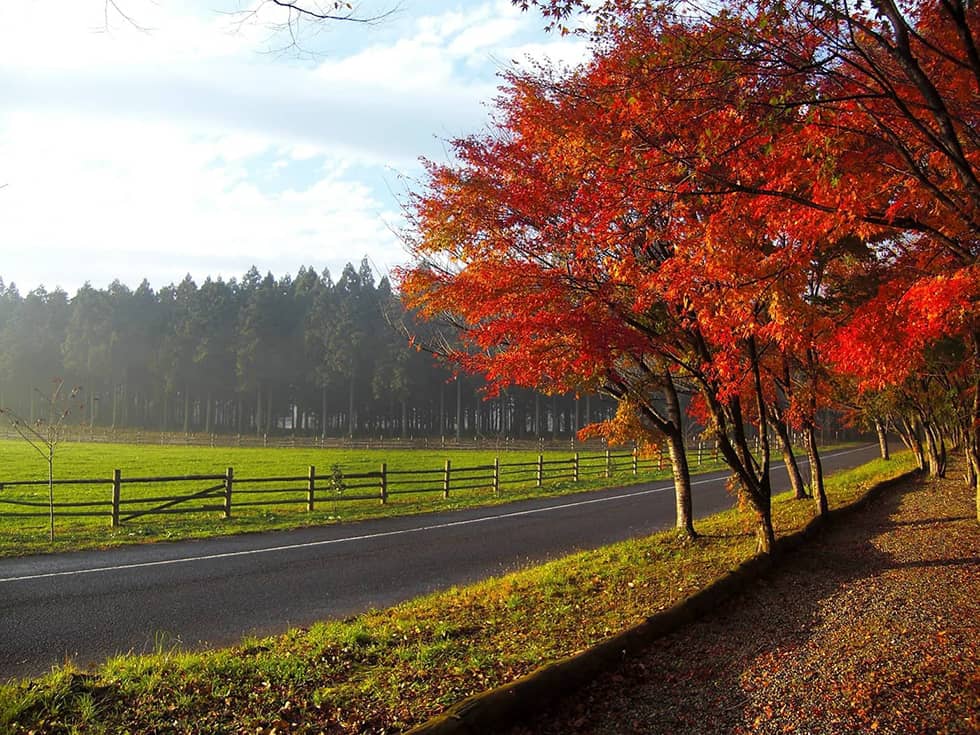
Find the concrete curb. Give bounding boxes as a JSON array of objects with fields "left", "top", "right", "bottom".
[{"left": 404, "top": 469, "right": 921, "bottom": 735}]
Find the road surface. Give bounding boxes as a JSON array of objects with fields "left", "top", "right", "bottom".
[{"left": 0, "top": 444, "right": 880, "bottom": 679}]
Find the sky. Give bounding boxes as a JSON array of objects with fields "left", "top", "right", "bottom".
[{"left": 0, "top": 0, "right": 590, "bottom": 295}]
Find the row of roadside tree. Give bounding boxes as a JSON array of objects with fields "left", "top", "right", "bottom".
[{"left": 401, "top": 0, "right": 980, "bottom": 545}]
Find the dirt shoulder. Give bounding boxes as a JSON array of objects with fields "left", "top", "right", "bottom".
[{"left": 508, "top": 467, "right": 980, "bottom": 735}]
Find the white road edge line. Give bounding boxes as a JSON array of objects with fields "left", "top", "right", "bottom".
[{"left": 0, "top": 446, "right": 871, "bottom": 584}]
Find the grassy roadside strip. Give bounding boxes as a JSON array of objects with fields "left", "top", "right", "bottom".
[{"left": 0, "top": 453, "right": 917, "bottom": 735}]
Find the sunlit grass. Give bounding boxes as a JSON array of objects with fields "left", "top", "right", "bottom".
[{"left": 0, "top": 438, "right": 736, "bottom": 557}]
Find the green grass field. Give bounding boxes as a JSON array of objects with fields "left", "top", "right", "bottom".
[
  {"left": 0, "top": 439, "right": 734, "bottom": 557},
  {"left": 0, "top": 454, "right": 918, "bottom": 734}
]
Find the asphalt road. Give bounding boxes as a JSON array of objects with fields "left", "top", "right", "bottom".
[{"left": 0, "top": 444, "right": 880, "bottom": 679}]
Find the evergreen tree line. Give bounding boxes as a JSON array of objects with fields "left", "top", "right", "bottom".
[{"left": 0, "top": 260, "right": 614, "bottom": 439}]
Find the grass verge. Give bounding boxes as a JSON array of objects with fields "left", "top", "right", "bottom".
[{"left": 0, "top": 453, "right": 916, "bottom": 735}]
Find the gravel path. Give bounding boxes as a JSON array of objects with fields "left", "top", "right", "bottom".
[{"left": 508, "top": 467, "right": 980, "bottom": 735}]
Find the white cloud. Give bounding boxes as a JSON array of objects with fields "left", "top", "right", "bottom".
[
  {"left": 0, "top": 1, "right": 257, "bottom": 70},
  {"left": 0, "top": 111, "right": 399, "bottom": 290},
  {"left": 0, "top": 0, "right": 591, "bottom": 292},
  {"left": 449, "top": 17, "right": 525, "bottom": 57}
]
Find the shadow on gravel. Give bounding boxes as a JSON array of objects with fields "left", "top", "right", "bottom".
[
  {"left": 886, "top": 556, "right": 979, "bottom": 570},
  {"left": 883, "top": 514, "right": 972, "bottom": 527},
  {"left": 508, "top": 481, "right": 926, "bottom": 735}
]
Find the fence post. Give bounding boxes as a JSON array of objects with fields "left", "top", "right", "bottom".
[
  {"left": 380, "top": 462, "right": 388, "bottom": 504},
  {"left": 573, "top": 452, "right": 579, "bottom": 483},
  {"left": 224, "top": 467, "right": 233, "bottom": 519},
  {"left": 658, "top": 447, "right": 664, "bottom": 471},
  {"left": 632, "top": 446, "right": 638, "bottom": 476},
  {"left": 443, "top": 459, "right": 451, "bottom": 499},
  {"left": 605, "top": 448, "right": 611, "bottom": 478},
  {"left": 493, "top": 457, "right": 500, "bottom": 495},
  {"left": 536, "top": 454, "right": 543, "bottom": 488},
  {"left": 308, "top": 465, "right": 316, "bottom": 512},
  {"left": 698, "top": 441, "right": 703, "bottom": 466},
  {"left": 111, "top": 469, "right": 121, "bottom": 528}
]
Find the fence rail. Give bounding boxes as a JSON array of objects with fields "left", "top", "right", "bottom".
[{"left": 0, "top": 446, "right": 725, "bottom": 536}]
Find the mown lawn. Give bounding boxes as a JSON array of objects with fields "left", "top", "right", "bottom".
[
  {"left": 0, "top": 439, "right": 734, "bottom": 557},
  {"left": 0, "top": 453, "right": 917, "bottom": 735}
]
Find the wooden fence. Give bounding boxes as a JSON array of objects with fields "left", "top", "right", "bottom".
[{"left": 0, "top": 448, "right": 720, "bottom": 530}]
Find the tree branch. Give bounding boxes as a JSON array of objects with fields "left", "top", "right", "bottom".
[{"left": 267, "top": 0, "right": 396, "bottom": 24}]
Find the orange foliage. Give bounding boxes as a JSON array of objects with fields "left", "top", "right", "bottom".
[{"left": 578, "top": 398, "right": 662, "bottom": 455}]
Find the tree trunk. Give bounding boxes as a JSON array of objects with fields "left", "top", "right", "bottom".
[
  {"left": 662, "top": 373, "right": 696, "bottom": 538},
  {"left": 806, "top": 424, "right": 828, "bottom": 516},
  {"left": 121, "top": 381, "right": 129, "bottom": 427},
  {"left": 475, "top": 394, "right": 482, "bottom": 437},
  {"left": 321, "top": 386, "right": 328, "bottom": 439},
  {"left": 774, "top": 412, "right": 808, "bottom": 499},
  {"left": 928, "top": 425, "right": 947, "bottom": 477},
  {"left": 666, "top": 427, "right": 696, "bottom": 538},
  {"left": 456, "top": 378, "right": 462, "bottom": 442},
  {"left": 875, "top": 419, "right": 890, "bottom": 460},
  {"left": 205, "top": 392, "right": 213, "bottom": 435},
  {"left": 748, "top": 337, "right": 775, "bottom": 551},
  {"left": 348, "top": 377, "right": 355, "bottom": 437},
  {"left": 551, "top": 395, "right": 558, "bottom": 439},
  {"left": 971, "top": 361, "right": 980, "bottom": 522},
  {"left": 975, "top": 470, "right": 980, "bottom": 525},
  {"left": 937, "top": 430, "right": 948, "bottom": 477},
  {"left": 704, "top": 418, "right": 768, "bottom": 553},
  {"left": 183, "top": 391, "right": 190, "bottom": 434},
  {"left": 899, "top": 415, "right": 926, "bottom": 470},
  {"left": 255, "top": 385, "right": 262, "bottom": 437},
  {"left": 971, "top": 346, "right": 980, "bottom": 522},
  {"left": 401, "top": 399, "right": 408, "bottom": 439},
  {"left": 754, "top": 499, "right": 776, "bottom": 555},
  {"left": 534, "top": 392, "right": 540, "bottom": 439},
  {"left": 921, "top": 417, "right": 944, "bottom": 477},
  {"left": 439, "top": 384, "right": 445, "bottom": 437},
  {"left": 964, "top": 450, "right": 977, "bottom": 501}
]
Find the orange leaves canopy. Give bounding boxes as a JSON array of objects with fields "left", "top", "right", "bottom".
[{"left": 403, "top": 0, "right": 980, "bottom": 433}]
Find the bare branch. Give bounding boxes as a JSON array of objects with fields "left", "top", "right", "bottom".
[
  {"left": 266, "top": 0, "right": 396, "bottom": 24},
  {"left": 219, "top": 0, "right": 400, "bottom": 58},
  {"left": 102, "top": 0, "right": 153, "bottom": 33}
]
